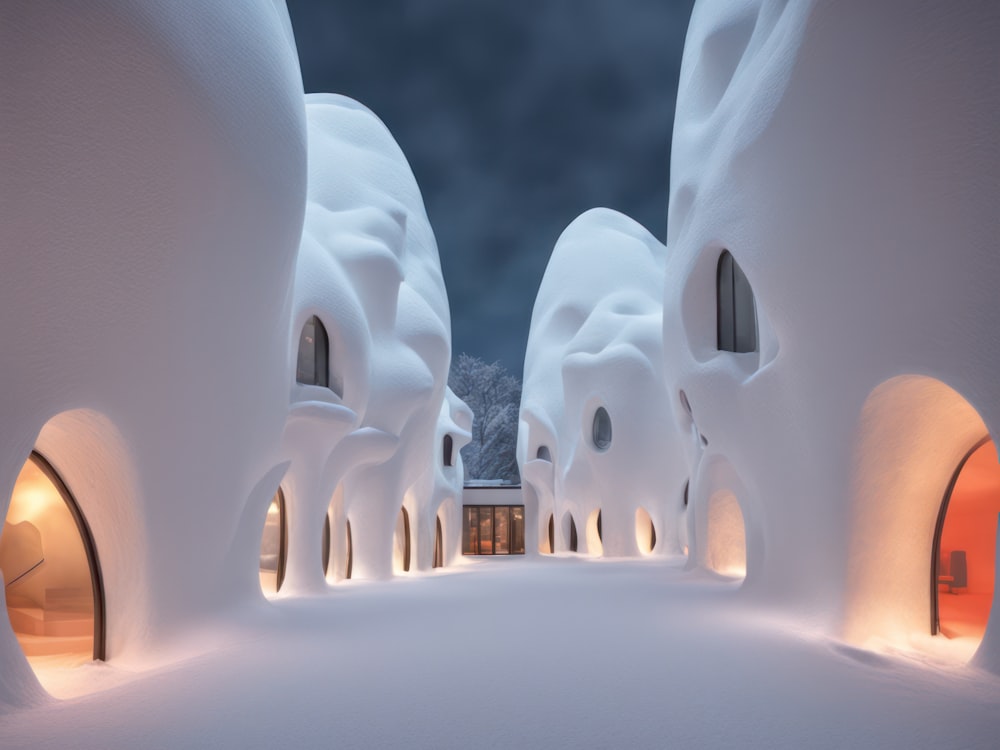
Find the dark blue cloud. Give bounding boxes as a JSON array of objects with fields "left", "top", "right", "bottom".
[{"left": 287, "top": 0, "right": 695, "bottom": 377}]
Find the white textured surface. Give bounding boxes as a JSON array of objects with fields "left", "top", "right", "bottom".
[
  {"left": 519, "top": 209, "right": 686, "bottom": 557},
  {"left": 290, "top": 94, "right": 454, "bottom": 582},
  {"left": 0, "top": 0, "right": 307, "bottom": 705},
  {"left": 1, "top": 559, "right": 998, "bottom": 749},
  {"left": 662, "top": 0, "right": 1000, "bottom": 670}
]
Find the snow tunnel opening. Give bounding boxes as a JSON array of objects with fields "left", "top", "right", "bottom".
[
  {"left": 259, "top": 489, "right": 287, "bottom": 595},
  {"left": 933, "top": 439, "right": 1000, "bottom": 643},
  {"left": 1, "top": 452, "right": 104, "bottom": 668},
  {"left": 636, "top": 507, "right": 656, "bottom": 555},
  {"left": 705, "top": 490, "right": 746, "bottom": 579}
]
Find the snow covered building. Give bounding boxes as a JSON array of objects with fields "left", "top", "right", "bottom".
[
  {"left": 519, "top": 209, "right": 687, "bottom": 558},
  {"left": 662, "top": 0, "right": 1000, "bottom": 667},
  {"left": 0, "top": 0, "right": 463, "bottom": 704}
]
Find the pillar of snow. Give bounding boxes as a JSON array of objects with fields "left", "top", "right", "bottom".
[
  {"left": 0, "top": 0, "right": 307, "bottom": 701},
  {"left": 662, "top": 0, "right": 1000, "bottom": 650},
  {"left": 519, "top": 209, "right": 686, "bottom": 558},
  {"left": 412, "top": 388, "right": 473, "bottom": 571},
  {"left": 296, "top": 94, "right": 452, "bottom": 581}
]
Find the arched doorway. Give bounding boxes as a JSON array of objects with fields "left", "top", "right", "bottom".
[
  {"left": 636, "top": 507, "right": 656, "bottom": 555},
  {"left": 547, "top": 514, "right": 555, "bottom": 554},
  {"left": 0, "top": 452, "right": 105, "bottom": 664},
  {"left": 394, "top": 507, "right": 411, "bottom": 573},
  {"left": 705, "top": 490, "right": 746, "bottom": 578},
  {"left": 587, "top": 509, "right": 604, "bottom": 556},
  {"left": 562, "top": 512, "right": 578, "bottom": 553},
  {"left": 259, "top": 489, "right": 287, "bottom": 594},
  {"left": 433, "top": 515, "right": 444, "bottom": 568},
  {"left": 932, "top": 438, "right": 1000, "bottom": 641}
]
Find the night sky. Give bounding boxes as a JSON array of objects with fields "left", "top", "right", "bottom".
[{"left": 286, "top": 0, "right": 696, "bottom": 377}]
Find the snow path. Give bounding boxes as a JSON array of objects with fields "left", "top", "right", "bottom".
[{"left": 2, "top": 557, "right": 999, "bottom": 749}]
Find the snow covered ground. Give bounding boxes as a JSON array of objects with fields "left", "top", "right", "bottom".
[{"left": 2, "top": 557, "right": 999, "bottom": 749}]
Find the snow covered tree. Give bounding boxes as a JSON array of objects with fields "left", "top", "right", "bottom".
[{"left": 448, "top": 353, "right": 521, "bottom": 483}]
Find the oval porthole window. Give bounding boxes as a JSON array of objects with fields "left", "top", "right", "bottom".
[{"left": 592, "top": 407, "right": 612, "bottom": 451}]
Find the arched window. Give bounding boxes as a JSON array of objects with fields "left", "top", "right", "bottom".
[
  {"left": 592, "top": 407, "right": 612, "bottom": 451},
  {"left": 536, "top": 445, "right": 552, "bottom": 462},
  {"left": 717, "top": 251, "right": 757, "bottom": 353},
  {"left": 1, "top": 452, "right": 105, "bottom": 664},
  {"left": 296, "top": 315, "right": 329, "bottom": 388},
  {"left": 443, "top": 435, "right": 454, "bottom": 467}
]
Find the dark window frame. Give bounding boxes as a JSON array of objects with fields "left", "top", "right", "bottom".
[
  {"left": 443, "top": 434, "right": 454, "bottom": 467},
  {"left": 16, "top": 451, "right": 107, "bottom": 661},
  {"left": 717, "top": 251, "right": 758, "bottom": 353},
  {"left": 296, "top": 315, "right": 330, "bottom": 388}
]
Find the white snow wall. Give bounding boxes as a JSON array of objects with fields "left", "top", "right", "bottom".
[
  {"left": 0, "top": 0, "right": 308, "bottom": 705},
  {"left": 662, "top": 0, "right": 1000, "bottom": 667},
  {"left": 286, "top": 94, "right": 456, "bottom": 582},
  {"left": 519, "top": 209, "right": 686, "bottom": 557}
]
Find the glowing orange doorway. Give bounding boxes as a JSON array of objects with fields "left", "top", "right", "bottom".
[
  {"left": 933, "top": 438, "right": 1000, "bottom": 641},
  {"left": 0, "top": 453, "right": 105, "bottom": 665}
]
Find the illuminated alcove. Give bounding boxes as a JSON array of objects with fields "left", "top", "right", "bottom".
[
  {"left": 393, "top": 507, "right": 411, "bottom": 573},
  {"left": 705, "top": 491, "right": 746, "bottom": 578},
  {"left": 844, "top": 375, "right": 997, "bottom": 650},
  {"left": 587, "top": 509, "right": 604, "bottom": 556},
  {"left": 345, "top": 520, "right": 353, "bottom": 580},
  {"left": 546, "top": 514, "right": 555, "bottom": 554},
  {"left": 259, "top": 490, "right": 287, "bottom": 595},
  {"left": 636, "top": 507, "right": 656, "bottom": 555},
  {"left": 933, "top": 439, "right": 1000, "bottom": 642},
  {"left": 0, "top": 453, "right": 104, "bottom": 666}
]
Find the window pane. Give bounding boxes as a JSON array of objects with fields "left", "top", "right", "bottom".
[
  {"left": 733, "top": 260, "right": 758, "bottom": 353},
  {"left": 313, "top": 317, "right": 329, "bottom": 388},
  {"left": 462, "top": 506, "right": 477, "bottom": 555},
  {"left": 717, "top": 252, "right": 735, "bottom": 351},
  {"left": 511, "top": 507, "right": 525, "bottom": 554},
  {"left": 494, "top": 507, "right": 510, "bottom": 554},
  {"left": 478, "top": 507, "right": 493, "bottom": 555},
  {"left": 296, "top": 319, "right": 317, "bottom": 384}
]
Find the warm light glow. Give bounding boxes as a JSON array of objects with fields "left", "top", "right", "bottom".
[
  {"left": 259, "top": 492, "right": 284, "bottom": 594},
  {"left": 705, "top": 491, "right": 746, "bottom": 578},
  {"left": 635, "top": 507, "right": 655, "bottom": 555},
  {"left": 586, "top": 509, "right": 603, "bottom": 556},
  {"left": 1, "top": 457, "right": 95, "bottom": 666},
  {"left": 937, "top": 440, "right": 1000, "bottom": 643}
]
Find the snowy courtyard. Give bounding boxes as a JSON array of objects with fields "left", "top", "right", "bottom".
[{"left": 2, "top": 557, "right": 998, "bottom": 749}]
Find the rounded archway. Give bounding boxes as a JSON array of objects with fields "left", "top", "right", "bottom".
[
  {"left": 587, "top": 509, "right": 604, "bottom": 556},
  {"left": 433, "top": 514, "right": 444, "bottom": 569},
  {"left": 322, "top": 514, "right": 331, "bottom": 578},
  {"left": 1, "top": 452, "right": 105, "bottom": 665},
  {"left": 636, "top": 507, "right": 656, "bottom": 555},
  {"left": 393, "top": 507, "right": 411, "bottom": 574},
  {"left": 543, "top": 513, "right": 555, "bottom": 554},
  {"left": 561, "top": 512, "right": 578, "bottom": 553},
  {"left": 932, "top": 438, "right": 1000, "bottom": 642},
  {"left": 844, "top": 375, "right": 996, "bottom": 648},
  {"left": 259, "top": 489, "right": 287, "bottom": 595},
  {"left": 705, "top": 490, "right": 746, "bottom": 578}
]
